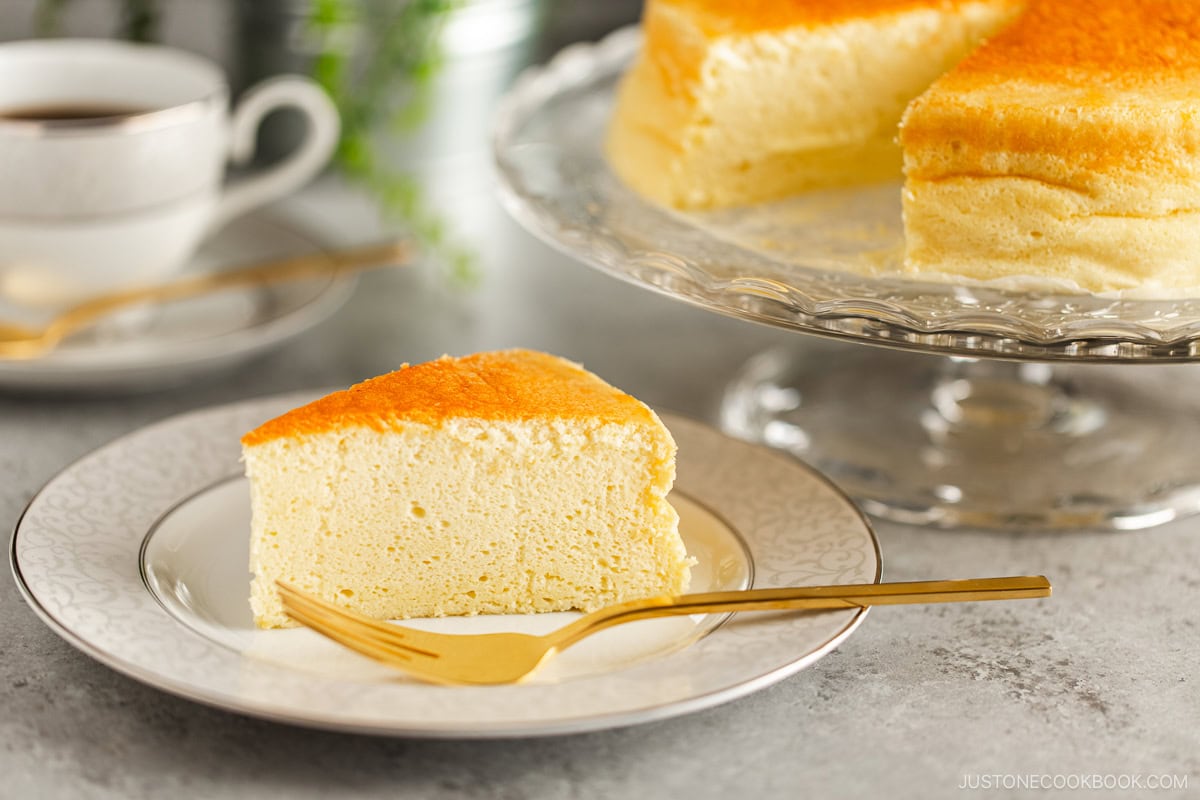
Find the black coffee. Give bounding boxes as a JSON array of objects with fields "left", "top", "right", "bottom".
[{"left": 0, "top": 103, "right": 149, "bottom": 121}]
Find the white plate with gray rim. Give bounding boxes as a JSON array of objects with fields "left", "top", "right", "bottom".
[
  {"left": 0, "top": 213, "right": 355, "bottom": 393},
  {"left": 10, "top": 395, "right": 880, "bottom": 737}
]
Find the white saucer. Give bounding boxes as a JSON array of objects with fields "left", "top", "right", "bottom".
[
  {"left": 12, "top": 399, "right": 881, "bottom": 737},
  {"left": 0, "top": 213, "right": 356, "bottom": 393}
]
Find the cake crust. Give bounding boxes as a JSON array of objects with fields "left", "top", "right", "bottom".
[
  {"left": 660, "top": 0, "right": 1018, "bottom": 34},
  {"left": 242, "top": 349, "right": 657, "bottom": 446},
  {"left": 901, "top": 0, "right": 1200, "bottom": 178},
  {"left": 930, "top": 0, "right": 1200, "bottom": 87}
]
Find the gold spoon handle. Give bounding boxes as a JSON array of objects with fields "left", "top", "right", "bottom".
[
  {"left": 52, "top": 240, "right": 410, "bottom": 338},
  {"left": 553, "top": 576, "right": 1051, "bottom": 647}
]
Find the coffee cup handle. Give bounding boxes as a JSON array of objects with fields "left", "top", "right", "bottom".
[{"left": 209, "top": 76, "right": 340, "bottom": 231}]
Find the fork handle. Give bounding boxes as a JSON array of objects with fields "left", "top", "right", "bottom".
[{"left": 553, "top": 576, "right": 1051, "bottom": 647}]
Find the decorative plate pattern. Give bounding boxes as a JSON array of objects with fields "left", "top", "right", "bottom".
[
  {"left": 11, "top": 393, "right": 879, "bottom": 737},
  {"left": 493, "top": 27, "right": 1200, "bottom": 361}
]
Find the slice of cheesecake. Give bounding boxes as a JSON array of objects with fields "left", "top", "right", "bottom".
[
  {"left": 606, "top": 0, "right": 1023, "bottom": 210},
  {"left": 242, "top": 349, "right": 691, "bottom": 629},
  {"left": 900, "top": 0, "right": 1200, "bottom": 292}
]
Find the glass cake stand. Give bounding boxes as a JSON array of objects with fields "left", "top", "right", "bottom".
[{"left": 493, "top": 27, "right": 1200, "bottom": 531}]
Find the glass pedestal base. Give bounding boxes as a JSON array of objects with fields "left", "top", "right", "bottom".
[{"left": 720, "top": 342, "right": 1200, "bottom": 531}]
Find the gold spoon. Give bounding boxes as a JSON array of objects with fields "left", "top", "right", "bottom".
[{"left": 0, "top": 240, "right": 409, "bottom": 359}]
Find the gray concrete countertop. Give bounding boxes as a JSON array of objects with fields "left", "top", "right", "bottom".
[{"left": 4, "top": 173, "right": 1198, "bottom": 799}]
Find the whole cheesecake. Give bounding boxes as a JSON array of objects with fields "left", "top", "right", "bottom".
[
  {"left": 606, "top": 0, "right": 1023, "bottom": 210},
  {"left": 242, "top": 349, "right": 691, "bottom": 629},
  {"left": 609, "top": 0, "right": 1200, "bottom": 294},
  {"left": 900, "top": 0, "right": 1200, "bottom": 293}
]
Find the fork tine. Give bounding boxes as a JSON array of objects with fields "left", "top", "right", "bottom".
[
  {"left": 279, "top": 595, "right": 443, "bottom": 665},
  {"left": 280, "top": 602, "right": 426, "bottom": 666},
  {"left": 275, "top": 588, "right": 403, "bottom": 645},
  {"left": 275, "top": 582, "right": 417, "bottom": 638},
  {"left": 275, "top": 582, "right": 440, "bottom": 658},
  {"left": 276, "top": 582, "right": 412, "bottom": 638}
]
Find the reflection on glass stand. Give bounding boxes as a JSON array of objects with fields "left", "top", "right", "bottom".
[
  {"left": 720, "top": 342, "right": 1200, "bottom": 530},
  {"left": 494, "top": 26, "right": 1200, "bottom": 531}
]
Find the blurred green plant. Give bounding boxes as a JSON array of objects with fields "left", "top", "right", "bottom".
[
  {"left": 307, "top": 0, "right": 477, "bottom": 285},
  {"left": 36, "top": 0, "right": 160, "bottom": 41},
  {"left": 35, "top": 0, "right": 478, "bottom": 285}
]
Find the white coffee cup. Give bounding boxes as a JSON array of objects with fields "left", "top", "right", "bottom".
[{"left": 0, "top": 39, "right": 340, "bottom": 307}]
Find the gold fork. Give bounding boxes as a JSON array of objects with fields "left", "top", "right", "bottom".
[
  {"left": 0, "top": 240, "right": 409, "bottom": 359},
  {"left": 276, "top": 576, "right": 1051, "bottom": 685}
]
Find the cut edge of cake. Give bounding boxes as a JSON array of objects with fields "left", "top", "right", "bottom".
[
  {"left": 606, "top": 0, "right": 1024, "bottom": 210},
  {"left": 899, "top": 0, "right": 1200, "bottom": 292}
]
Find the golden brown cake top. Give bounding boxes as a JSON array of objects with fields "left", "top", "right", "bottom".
[
  {"left": 934, "top": 0, "right": 1200, "bottom": 89},
  {"left": 900, "top": 0, "right": 1200, "bottom": 179},
  {"left": 242, "top": 349, "right": 656, "bottom": 446},
  {"left": 652, "top": 0, "right": 1015, "bottom": 35},
  {"left": 640, "top": 0, "right": 1022, "bottom": 101}
]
